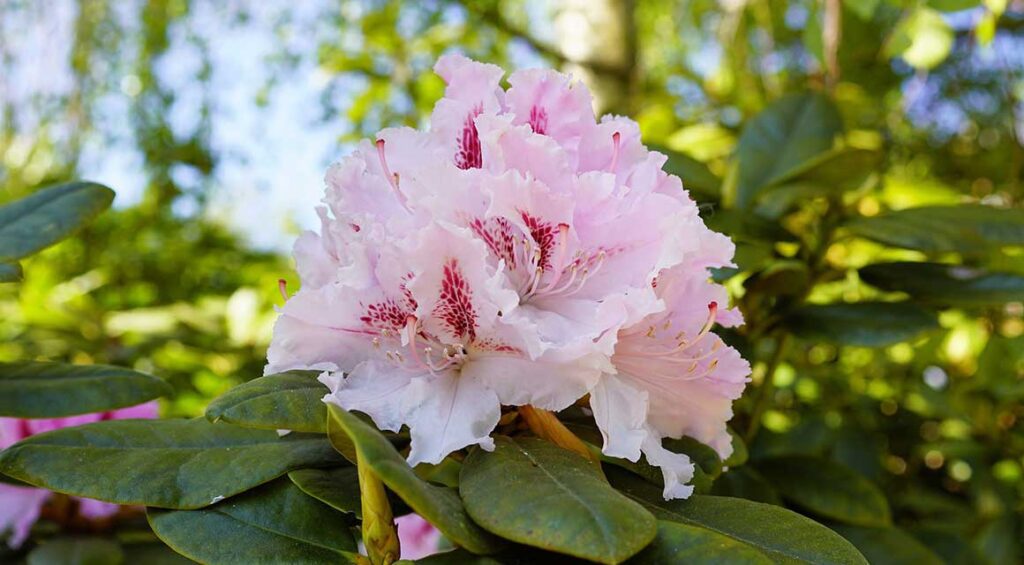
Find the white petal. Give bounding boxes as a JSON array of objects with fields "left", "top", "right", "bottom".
[
  {"left": 461, "top": 350, "right": 604, "bottom": 411},
  {"left": 642, "top": 431, "right": 695, "bottom": 500},
  {"left": 403, "top": 371, "right": 501, "bottom": 466},
  {"left": 325, "top": 361, "right": 423, "bottom": 433},
  {"left": 590, "top": 374, "right": 648, "bottom": 461}
]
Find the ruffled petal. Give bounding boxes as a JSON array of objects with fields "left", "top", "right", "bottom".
[
  {"left": 321, "top": 361, "right": 422, "bottom": 433},
  {"left": 506, "top": 67, "right": 596, "bottom": 164},
  {"left": 590, "top": 374, "right": 648, "bottom": 461},
  {"left": 403, "top": 371, "right": 501, "bottom": 466},
  {"left": 460, "top": 348, "right": 605, "bottom": 411},
  {"left": 641, "top": 430, "right": 696, "bottom": 500}
]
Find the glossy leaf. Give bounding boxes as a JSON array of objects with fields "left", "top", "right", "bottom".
[
  {"left": 206, "top": 371, "right": 327, "bottom": 433},
  {"left": 628, "top": 521, "right": 772, "bottom": 564},
  {"left": 710, "top": 466, "right": 782, "bottom": 506},
  {"left": 26, "top": 537, "right": 125, "bottom": 565},
  {"left": 733, "top": 93, "right": 843, "bottom": 208},
  {"left": 148, "top": 480, "right": 361, "bottom": 564},
  {"left": 724, "top": 428, "right": 748, "bottom": 468},
  {"left": 327, "top": 404, "right": 360, "bottom": 464},
  {"left": 860, "top": 262, "right": 1024, "bottom": 306},
  {"left": 785, "top": 302, "right": 939, "bottom": 346},
  {"left": 0, "top": 181, "right": 115, "bottom": 262},
  {"left": 608, "top": 468, "right": 867, "bottom": 564},
  {"left": 329, "top": 406, "right": 503, "bottom": 554},
  {"left": 460, "top": 437, "right": 657, "bottom": 564},
  {"left": 845, "top": 205, "right": 1024, "bottom": 254},
  {"left": 756, "top": 456, "right": 891, "bottom": 527},
  {"left": 0, "top": 418, "right": 343, "bottom": 509},
  {"left": 650, "top": 144, "right": 722, "bottom": 199},
  {"left": 830, "top": 525, "right": 943, "bottom": 565},
  {"left": 289, "top": 466, "right": 363, "bottom": 517},
  {"left": 0, "top": 361, "right": 173, "bottom": 418},
  {"left": 0, "top": 262, "right": 21, "bottom": 283}
]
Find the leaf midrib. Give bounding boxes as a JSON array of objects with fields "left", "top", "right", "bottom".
[
  {"left": 5, "top": 438, "right": 327, "bottom": 451},
  {"left": 623, "top": 493, "right": 813, "bottom": 564},
  {"left": 511, "top": 440, "right": 621, "bottom": 557}
]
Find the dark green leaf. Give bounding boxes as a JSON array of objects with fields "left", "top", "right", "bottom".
[
  {"left": 773, "top": 148, "right": 882, "bottom": 189},
  {"left": 0, "top": 418, "right": 343, "bottom": 509},
  {"left": 0, "top": 262, "right": 21, "bottom": 283},
  {"left": 785, "top": 301, "right": 939, "bottom": 346},
  {"left": 608, "top": 467, "right": 866, "bottom": 564},
  {"left": 650, "top": 144, "right": 722, "bottom": 199},
  {"left": 289, "top": 466, "right": 363, "bottom": 517},
  {"left": 664, "top": 437, "right": 723, "bottom": 479},
  {"left": 206, "top": 371, "right": 326, "bottom": 433},
  {"left": 710, "top": 466, "right": 782, "bottom": 506},
  {"left": 845, "top": 205, "right": 1024, "bottom": 254},
  {"left": 724, "top": 428, "right": 748, "bottom": 468},
  {"left": 754, "top": 148, "right": 882, "bottom": 217},
  {"left": 756, "top": 456, "right": 891, "bottom": 527},
  {"left": 628, "top": 521, "right": 772, "bottom": 564},
  {"left": 733, "top": 93, "right": 843, "bottom": 208},
  {"left": 460, "top": 436, "right": 657, "bottom": 564},
  {"left": 26, "top": 537, "right": 125, "bottom": 565},
  {"left": 0, "top": 181, "right": 115, "bottom": 262},
  {"left": 908, "top": 528, "right": 985, "bottom": 565},
  {"left": 148, "top": 480, "right": 361, "bottom": 565},
  {"left": 330, "top": 406, "right": 503, "bottom": 554},
  {"left": 327, "top": 404, "right": 360, "bottom": 464},
  {"left": 860, "top": 262, "right": 1024, "bottom": 306},
  {"left": 0, "top": 361, "right": 172, "bottom": 418},
  {"left": 120, "top": 542, "right": 197, "bottom": 564},
  {"left": 830, "top": 525, "right": 943, "bottom": 565}
]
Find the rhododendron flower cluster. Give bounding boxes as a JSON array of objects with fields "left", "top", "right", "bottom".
[
  {"left": 0, "top": 402, "right": 158, "bottom": 547},
  {"left": 267, "top": 54, "right": 750, "bottom": 499}
]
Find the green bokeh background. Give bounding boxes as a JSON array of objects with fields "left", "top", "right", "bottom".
[{"left": 1, "top": 1, "right": 1021, "bottom": 562}]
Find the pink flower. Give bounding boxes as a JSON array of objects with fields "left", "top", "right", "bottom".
[
  {"left": 267, "top": 55, "right": 749, "bottom": 493},
  {"left": 0, "top": 401, "right": 158, "bottom": 547},
  {"left": 396, "top": 513, "right": 442, "bottom": 560}
]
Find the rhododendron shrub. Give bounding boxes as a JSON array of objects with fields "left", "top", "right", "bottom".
[
  {"left": 268, "top": 54, "right": 750, "bottom": 498},
  {"left": 0, "top": 75, "right": 875, "bottom": 565}
]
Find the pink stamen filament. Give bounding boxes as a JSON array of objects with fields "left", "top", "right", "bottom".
[
  {"left": 278, "top": 279, "right": 289, "bottom": 301},
  {"left": 609, "top": 131, "right": 621, "bottom": 172},
  {"left": 561, "top": 251, "right": 606, "bottom": 297},
  {"left": 539, "top": 224, "right": 572, "bottom": 293},
  {"left": 375, "top": 139, "right": 401, "bottom": 192}
]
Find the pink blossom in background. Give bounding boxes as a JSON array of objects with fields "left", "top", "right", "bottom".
[
  {"left": 0, "top": 401, "right": 158, "bottom": 547},
  {"left": 395, "top": 513, "right": 442, "bottom": 560},
  {"left": 267, "top": 54, "right": 750, "bottom": 498}
]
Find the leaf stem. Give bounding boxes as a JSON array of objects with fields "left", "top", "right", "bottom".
[
  {"left": 518, "top": 405, "right": 600, "bottom": 466},
  {"left": 744, "top": 333, "right": 790, "bottom": 443}
]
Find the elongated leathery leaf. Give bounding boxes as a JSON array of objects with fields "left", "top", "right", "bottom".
[
  {"left": 756, "top": 456, "right": 891, "bottom": 527},
  {"left": 460, "top": 437, "right": 657, "bottom": 564},
  {"left": 0, "top": 418, "right": 343, "bottom": 509},
  {"left": 785, "top": 302, "right": 939, "bottom": 347},
  {"left": 0, "top": 361, "right": 172, "bottom": 418},
  {"left": 206, "top": 371, "right": 327, "bottom": 433},
  {"left": 608, "top": 467, "right": 867, "bottom": 565},
  {"left": 0, "top": 181, "right": 114, "bottom": 262},
  {"left": 149, "top": 477, "right": 357, "bottom": 565}
]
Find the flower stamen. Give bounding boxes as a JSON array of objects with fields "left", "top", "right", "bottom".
[{"left": 609, "top": 131, "right": 621, "bottom": 172}]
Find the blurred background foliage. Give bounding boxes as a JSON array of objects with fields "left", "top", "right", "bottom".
[{"left": 1, "top": 0, "right": 1022, "bottom": 562}]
